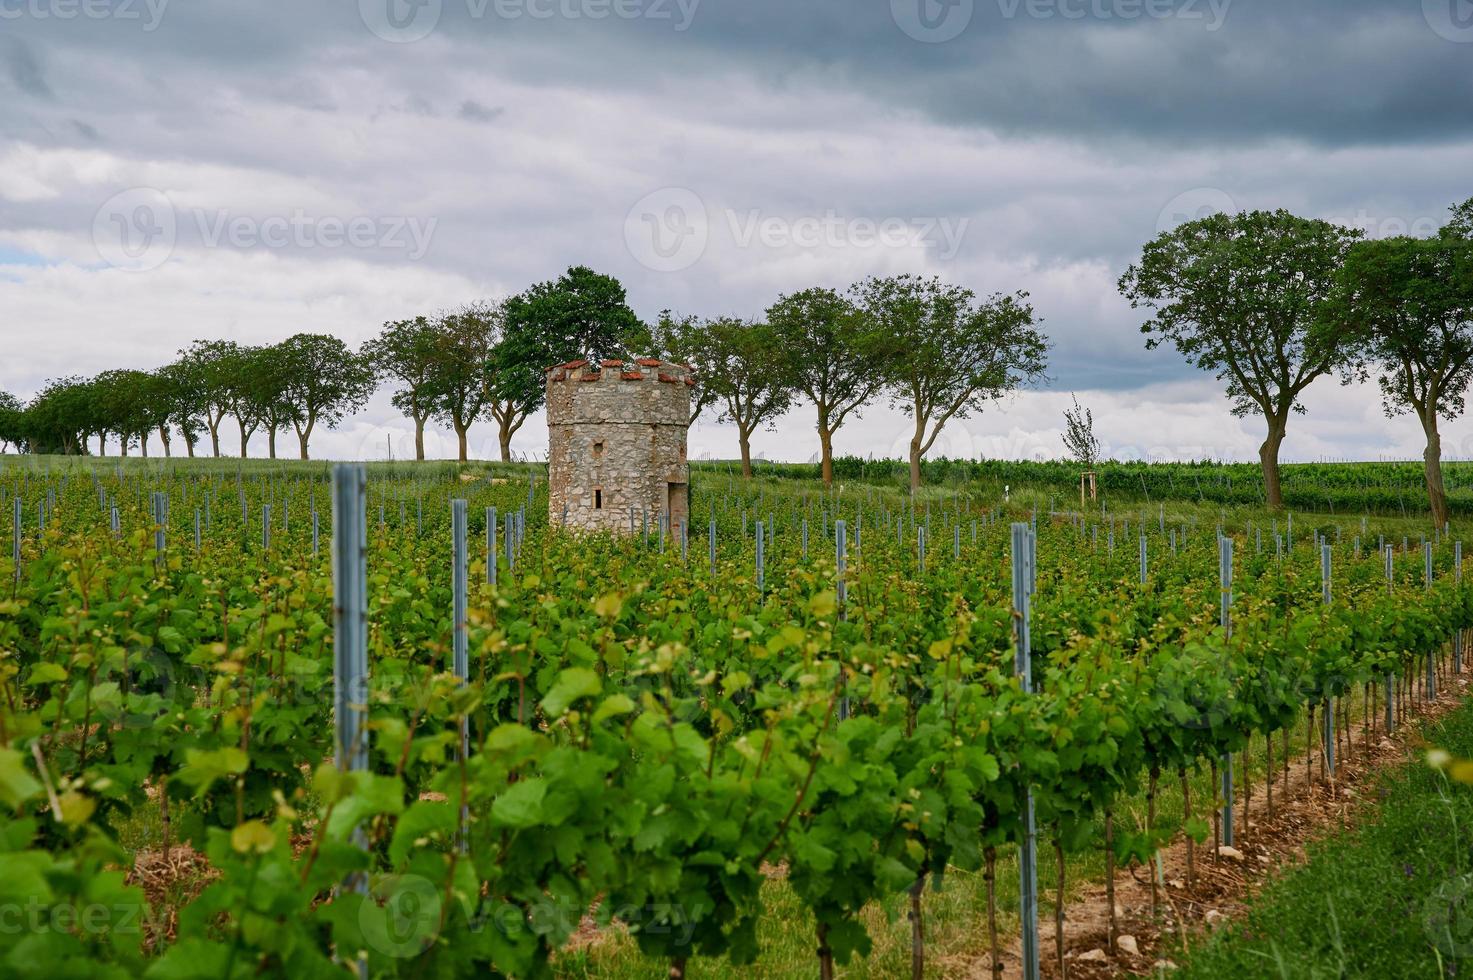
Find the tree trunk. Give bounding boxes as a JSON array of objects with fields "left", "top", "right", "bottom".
[
  {"left": 414, "top": 418, "right": 426, "bottom": 461},
  {"left": 1259, "top": 416, "right": 1287, "bottom": 510},
  {"left": 120, "top": 434, "right": 129, "bottom": 458},
  {"left": 498, "top": 420, "right": 513, "bottom": 463},
  {"left": 267, "top": 428, "right": 277, "bottom": 460},
  {"left": 1422, "top": 410, "right": 1449, "bottom": 530},
  {"left": 209, "top": 422, "right": 221, "bottom": 458},
  {"left": 238, "top": 421, "right": 249, "bottom": 458},
  {"left": 817, "top": 405, "right": 835, "bottom": 486},
  {"left": 298, "top": 421, "right": 312, "bottom": 461},
  {"left": 820, "top": 429, "right": 836, "bottom": 485},
  {"left": 140, "top": 434, "right": 149, "bottom": 458},
  {"left": 738, "top": 426, "right": 753, "bottom": 478},
  {"left": 184, "top": 431, "right": 196, "bottom": 458},
  {"left": 159, "top": 426, "right": 171, "bottom": 458},
  {"left": 455, "top": 422, "right": 469, "bottom": 462},
  {"left": 98, "top": 432, "right": 106, "bottom": 456},
  {"left": 909, "top": 433, "right": 924, "bottom": 492}
]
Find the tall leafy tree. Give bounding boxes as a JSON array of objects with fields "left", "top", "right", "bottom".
[
  {"left": 1119, "top": 209, "right": 1360, "bottom": 509},
  {"left": 238, "top": 344, "right": 294, "bottom": 459},
  {"left": 652, "top": 310, "right": 718, "bottom": 427},
  {"left": 1327, "top": 205, "right": 1473, "bottom": 528},
  {"left": 276, "top": 333, "right": 376, "bottom": 460},
  {"left": 24, "top": 378, "right": 92, "bottom": 455},
  {"left": 93, "top": 369, "right": 160, "bottom": 456},
  {"left": 0, "top": 390, "right": 21, "bottom": 453},
  {"left": 766, "top": 287, "right": 887, "bottom": 485},
  {"left": 177, "top": 339, "right": 243, "bottom": 457},
  {"left": 854, "top": 274, "right": 1047, "bottom": 491},
  {"left": 363, "top": 316, "right": 441, "bottom": 460},
  {"left": 431, "top": 303, "right": 503, "bottom": 462},
  {"left": 688, "top": 317, "right": 794, "bottom": 478},
  {"left": 220, "top": 346, "right": 269, "bottom": 459},
  {"left": 493, "top": 267, "right": 652, "bottom": 461},
  {"left": 156, "top": 359, "right": 205, "bottom": 457}
]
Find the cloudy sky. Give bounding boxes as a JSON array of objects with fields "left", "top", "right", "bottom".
[{"left": 3, "top": 0, "right": 1472, "bottom": 464}]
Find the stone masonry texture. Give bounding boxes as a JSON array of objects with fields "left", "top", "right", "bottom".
[{"left": 545, "top": 358, "right": 692, "bottom": 534}]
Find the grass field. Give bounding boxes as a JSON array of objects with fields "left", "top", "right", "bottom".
[{"left": 1174, "top": 697, "right": 1473, "bottom": 979}]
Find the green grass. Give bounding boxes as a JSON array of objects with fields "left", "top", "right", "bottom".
[{"left": 1175, "top": 697, "right": 1473, "bottom": 979}]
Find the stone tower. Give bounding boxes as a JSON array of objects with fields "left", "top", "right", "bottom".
[{"left": 545, "top": 358, "right": 693, "bottom": 533}]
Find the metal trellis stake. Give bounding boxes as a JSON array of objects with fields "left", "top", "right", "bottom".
[{"left": 1012, "top": 522, "right": 1040, "bottom": 980}]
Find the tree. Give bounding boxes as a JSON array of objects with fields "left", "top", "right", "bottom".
[
  {"left": 177, "top": 339, "right": 244, "bottom": 457},
  {"left": 237, "top": 344, "right": 294, "bottom": 460},
  {"left": 652, "top": 310, "right": 718, "bottom": 427},
  {"left": 766, "top": 288, "right": 887, "bottom": 485},
  {"left": 1327, "top": 208, "right": 1473, "bottom": 528},
  {"left": 493, "top": 266, "right": 652, "bottom": 462},
  {"left": 854, "top": 274, "right": 1048, "bottom": 491},
  {"left": 1120, "top": 210, "right": 1361, "bottom": 510},
  {"left": 432, "top": 303, "right": 502, "bottom": 462},
  {"left": 23, "top": 378, "right": 92, "bottom": 455},
  {"left": 688, "top": 317, "right": 794, "bottom": 477},
  {"left": 363, "top": 316, "right": 441, "bottom": 460},
  {"left": 92, "top": 369, "right": 159, "bottom": 457},
  {"left": 0, "top": 391, "right": 22, "bottom": 453},
  {"left": 219, "top": 346, "right": 269, "bottom": 459},
  {"left": 156, "top": 359, "right": 206, "bottom": 457},
  {"left": 275, "top": 333, "right": 376, "bottom": 460},
  {"left": 1062, "top": 394, "right": 1101, "bottom": 468}
]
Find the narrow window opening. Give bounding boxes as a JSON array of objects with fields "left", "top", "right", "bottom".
[{"left": 594, "top": 489, "right": 603, "bottom": 510}]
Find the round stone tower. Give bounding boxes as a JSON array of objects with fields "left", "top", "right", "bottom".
[{"left": 545, "top": 357, "right": 693, "bottom": 534}]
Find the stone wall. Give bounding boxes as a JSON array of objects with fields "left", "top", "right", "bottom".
[{"left": 545, "top": 358, "right": 692, "bottom": 533}]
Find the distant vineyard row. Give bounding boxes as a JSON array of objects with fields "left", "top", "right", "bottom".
[{"left": 716, "top": 457, "right": 1461, "bottom": 516}]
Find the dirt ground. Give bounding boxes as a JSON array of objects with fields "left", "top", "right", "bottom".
[{"left": 942, "top": 673, "right": 1470, "bottom": 979}]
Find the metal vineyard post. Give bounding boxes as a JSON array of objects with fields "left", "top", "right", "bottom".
[
  {"left": 1011, "top": 522, "right": 1040, "bottom": 980},
  {"left": 452, "top": 499, "right": 470, "bottom": 849},
  {"left": 1220, "top": 535, "right": 1234, "bottom": 848},
  {"left": 487, "top": 507, "right": 497, "bottom": 586},
  {"left": 1322, "top": 544, "right": 1334, "bottom": 777},
  {"left": 329, "top": 463, "right": 369, "bottom": 925}
]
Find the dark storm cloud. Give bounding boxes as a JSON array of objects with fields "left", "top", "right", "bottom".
[
  {"left": 5, "top": 1, "right": 1470, "bottom": 148},
  {"left": 1, "top": 0, "right": 1471, "bottom": 411},
  {"left": 2, "top": 37, "right": 52, "bottom": 98}
]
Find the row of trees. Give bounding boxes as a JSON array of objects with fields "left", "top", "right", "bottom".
[
  {"left": 0, "top": 266, "right": 1050, "bottom": 489},
  {"left": 0, "top": 267, "right": 652, "bottom": 464},
  {"left": 1121, "top": 196, "right": 1473, "bottom": 524},
  {"left": 1, "top": 336, "right": 375, "bottom": 461},
  {"left": 5, "top": 195, "right": 1465, "bottom": 513},
  {"left": 658, "top": 275, "right": 1048, "bottom": 488}
]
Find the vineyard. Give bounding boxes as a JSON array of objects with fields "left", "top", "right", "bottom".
[
  {"left": 749, "top": 457, "right": 1473, "bottom": 518},
  {"left": 1, "top": 457, "right": 1470, "bottom": 979}
]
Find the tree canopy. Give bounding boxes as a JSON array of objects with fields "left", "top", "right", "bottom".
[{"left": 1119, "top": 209, "right": 1361, "bottom": 509}]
